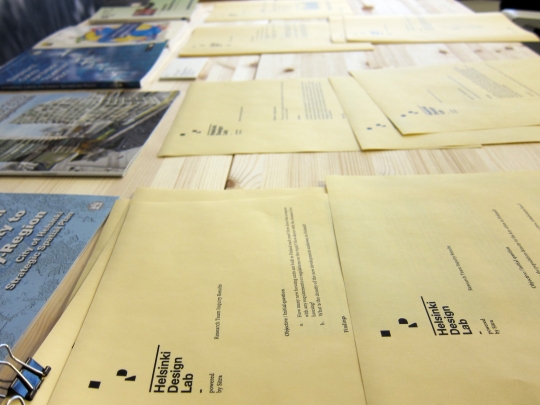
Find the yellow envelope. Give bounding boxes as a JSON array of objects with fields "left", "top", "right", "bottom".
[
  {"left": 159, "top": 78, "right": 360, "bottom": 156},
  {"left": 330, "top": 76, "right": 540, "bottom": 149},
  {"left": 327, "top": 172, "right": 540, "bottom": 405},
  {"left": 47, "top": 194, "right": 365, "bottom": 405},
  {"left": 345, "top": 12, "right": 539, "bottom": 43},
  {"left": 180, "top": 21, "right": 373, "bottom": 56},
  {"left": 206, "top": 0, "right": 353, "bottom": 22},
  {"left": 351, "top": 58, "right": 540, "bottom": 135}
]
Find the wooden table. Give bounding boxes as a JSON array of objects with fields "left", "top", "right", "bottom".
[
  {"left": 1, "top": 2, "right": 539, "bottom": 400},
  {"left": 1, "top": 0, "right": 538, "bottom": 197}
]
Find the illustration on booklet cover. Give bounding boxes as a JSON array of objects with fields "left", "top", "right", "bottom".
[
  {"left": 0, "top": 43, "right": 166, "bottom": 90},
  {"left": 91, "top": 0, "right": 198, "bottom": 23},
  {"left": 34, "top": 23, "right": 174, "bottom": 48},
  {"left": 0, "top": 91, "right": 178, "bottom": 176},
  {"left": 0, "top": 193, "right": 117, "bottom": 347}
]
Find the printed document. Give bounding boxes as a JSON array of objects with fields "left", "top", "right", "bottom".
[
  {"left": 206, "top": 0, "right": 353, "bottom": 22},
  {"left": 344, "top": 12, "right": 539, "bottom": 43},
  {"left": 27, "top": 188, "right": 325, "bottom": 405},
  {"left": 351, "top": 58, "right": 540, "bottom": 134},
  {"left": 47, "top": 194, "right": 366, "bottom": 405},
  {"left": 159, "top": 78, "right": 360, "bottom": 156},
  {"left": 330, "top": 76, "right": 540, "bottom": 149},
  {"left": 327, "top": 172, "right": 540, "bottom": 405},
  {"left": 180, "top": 21, "right": 373, "bottom": 56}
]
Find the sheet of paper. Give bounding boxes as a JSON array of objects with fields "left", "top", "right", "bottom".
[
  {"left": 159, "top": 78, "right": 360, "bottom": 156},
  {"left": 351, "top": 58, "right": 540, "bottom": 135},
  {"left": 326, "top": 172, "right": 540, "bottom": 405},
  {"left": 47, "top": 194, "right": 365, "bottom": 405},
  {"left": 344, "top": 12, "right": 539, "bottom": 43},
  {"left": 330, "top": 76, "right": 540, "bottom": 149},
  {"left": 206, "top": 0, "right": 353, "bottom": 22},
  {"left": 180, "top": 21, "right": 373, "bottom": 56},
  {"left": 20, "top": 188, "right": 326, "bottom": 405},
  {"left": 160, "top": 57, "right": 209, "bottom": 80}
]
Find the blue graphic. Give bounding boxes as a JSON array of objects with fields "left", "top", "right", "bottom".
[
  {"left": 0, "top": 43, "right": 166, "bottom": 90},
  {"left": 0, "top": 193, "right": 117, "bottom": 346}
]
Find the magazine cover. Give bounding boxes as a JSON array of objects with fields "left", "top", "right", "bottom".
[
  {"left": 90, "top": 0, "right": 198, "bottom": 23},
  {"left": 0, "top": 91, "right": 178, "bottom": 176},
  {"left": 34, "top": 22, "right": 180, "bottom": 48},
  {"left": 0, "top": 193, "right": 118, "bottom": 347},
  {"left": 0, "top": 43, "right": 167, "bottom": 90}
]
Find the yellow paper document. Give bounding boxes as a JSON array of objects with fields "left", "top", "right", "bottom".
[
  {"left": 206, "top": 0, "right": 353, "bottom": 22},
  {"left": 20, "top": 189, "right": 328, "bottom": 405},
  {"left": 47, "top": 194, "right": 365, "bottom": 405},
  {"left": 21, "top": 189, "right": 328, "bottom": 405},
  {"left": 327, "top": 172, "right": 540, "bottom": 405},
  {"left": 330, "top": 76, "right": 540, "bottom": 149},
  {"left": 351, "top": 58, "right": 540, "bottom": 135},
  {"left": 180, "top": 21, "right": 373, "bottom": 56},
  {"left": 159, "top": 78, "right": 360, "bottom": 156},
  {"left": 344, "top": 12, "right": 538, "bottom": 43}
]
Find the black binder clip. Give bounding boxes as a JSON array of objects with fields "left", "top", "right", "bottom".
[{"left": 0, "top": 344, "right": 51, "bottom": 401}]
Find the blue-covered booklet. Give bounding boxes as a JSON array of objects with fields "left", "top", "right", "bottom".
[
  {"left": 0, "top": 43, "right": 166, "bottom": 90},
  {"left": 0, "top": 193, "right": 117, "bottom": 351}
]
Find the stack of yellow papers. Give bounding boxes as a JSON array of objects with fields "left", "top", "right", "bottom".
[
  {"left": 14, "top": 173, "right": 540, "bottom": 405},
  {"left": 332, "top": 58, "right": 540, "bottom": 150},
  {"left": 40, "top": 188, "right": 365, "bottom": 405},
  {"left": 180, "top": 21, "right": 373, "bottom": 56},
  {"left": 23, "top": 189, "right": 329, "bottom": 405},
  {"left": 343, "top": 12, "right": 539, "bottom": 43},
  {"left": 326, "top": 172, "right": 540, "bottom": 404}
]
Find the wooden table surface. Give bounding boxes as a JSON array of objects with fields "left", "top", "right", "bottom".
[{"left": 1, "top": 0, "right": 538, "bottom": 197}]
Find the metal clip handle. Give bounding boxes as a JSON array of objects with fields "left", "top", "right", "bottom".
[
  {"left": 0, "top": 361, "right": 34, "bottom": 398},
  {"left": 0, "top": 344, "right": 51, "bottom": 400},
  {"left": 7, "top": 395, "right": 26, "bottom": 405},
  {"left": 0, "top": 345, "right": 48, "bottom": 378}
]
